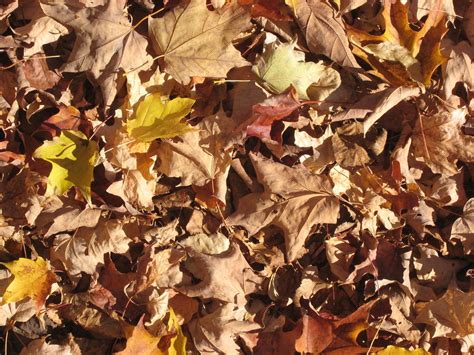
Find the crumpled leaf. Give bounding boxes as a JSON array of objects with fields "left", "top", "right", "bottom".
[
  {"left": 347, "top": 0, "right": 448, "bottom": 86},
  {"left": 51, "top": 219, "right": 131, "bottom": 281},
  {"left": 149, "top": 0, "right": 251, "bottom": 84},
  {"left": 411, "top": 108, "right": 474, "bottom": 176},
  {"left": 295, "top": 0, "right": 360, "bottom": 67},
  {"left": 245, "top": 89, "right": 300, "bottom": 140},
  {"left": 0, "top": 257, "right": 56, "bottom": 312},
  {"left": 33, "top": 130, "right": 98, "bottom": 204},
  {"left": 156, "top": 112, "right": 234, "bottom": 203},
  {"left": 188, "top": 303, "right": 260, "bottom": 355},
  {"left": 253, "top": 41, "right": 341, "bottom": 100},
  {"left": 126, "top": 93, "right": 195, "bottom": 152},
  {"left": 451, "top": 198, "right": 474, "bottom": 254},
  {"left": 227, "top": 154, "right": 340, "bottom": 261}
]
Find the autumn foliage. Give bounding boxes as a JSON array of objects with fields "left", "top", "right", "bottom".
[{"left": 0, "top": 0, "right": 473, "bottom": 354}]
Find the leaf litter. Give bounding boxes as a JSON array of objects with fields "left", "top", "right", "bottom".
[{"left": 0, "top": 0, "right": 473, "bottom": 354}]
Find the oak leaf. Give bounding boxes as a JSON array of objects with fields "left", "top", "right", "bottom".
[
  {"left": 0, "top": 257, "right": 56, "bottom": 312},
  {"left": 149, "top": 0, "right": 251, "bottom": 84},
  {"left": 33, "top": 130, "right": 98, "bottom": 204}
]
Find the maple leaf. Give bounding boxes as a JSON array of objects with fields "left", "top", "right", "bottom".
[
  {"left": 347, "top": 0, "right": 448, "bottom": 86},
  {"left": 126, "top": 93, "right": 196, "bottom": 152},
  {"left": 40, "top": 0, "right": 152, "bottom": 108},
  {"left": 116, "top": 317, "right": 165, "bottom": 355},
  {"left": 33, "top": 130, "right": 98, "bottom": 204},
  {"left": 227, "top": 154, "right": 340, "bottom": 261},
  {"left": 0, "top": 257, "right": 56, "bottom": 312},
  {"left": 253, "top": 41, "right": 341, "bottom": 101},
  {"left": 149, "top": 0, "right": 251, "bottom": 84},
  {"left": 245, "top": 89, "right": 301, "bottom": 141}
]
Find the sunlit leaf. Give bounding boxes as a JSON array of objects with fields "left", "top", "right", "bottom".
[
  {"left": 0, "top": 257, "right": 56, "bottom": 312},
  {"left": 168, "top": 307, "right": 187, "bottom": 355},
  {"left": 33, "top": 130, "right": 98, "bottom": 204},
  {"left": 126, "top": 93, "right": 196, "bottom": 152}
]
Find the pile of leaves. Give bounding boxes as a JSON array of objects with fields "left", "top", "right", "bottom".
[{"left": 0, "top": 0, "right": 473, "bottom": 353}]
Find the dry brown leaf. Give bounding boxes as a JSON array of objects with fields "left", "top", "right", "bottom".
[
  {"left": 451, "top": 198, "right": 474, "bottom": 255},
  {"left": 411, "top": 108, "right": 474, "bottom": 176},
  {"left": 41, "top": 0, "right": 152, "bottom": 108},
  {"left": 295, "top": 0, "right": 360, "bottom": 67},
  {"left": 227, "top": 154, "right": 339, "bottom": 261},
  {"left": 149, "top": 0, "right": 251, "bottom": 84}
]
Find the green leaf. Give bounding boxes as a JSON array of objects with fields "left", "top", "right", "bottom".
[
  {"left": 33, "top": 130, "right": 98, "bottom": 203},
  {"left": 252, "top": 42, "right": 341, "bottom": 100},
  {"left": 168, "top": 307, "right": 187, "bottom": 355},
  {"left": 126, "top": 93, "right": 196, "bottom": 146}
]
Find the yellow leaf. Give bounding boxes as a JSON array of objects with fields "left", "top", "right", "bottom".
[
  {"left": 285, "top": 0, "right": 297, "bottom": 12},
  {"left": 117, "top": 317, "right": 165, "bottom": 355},
  {"left": 126, "top": 93, "right": 195, "bottom": 152},
  {"left": 377, "top": 346, "right": 430, "bottom": 355},
  {"left": 347, "top": 0, "right": 447, "bottom": 86},
  {"left": 168, "top": 307, "right": 187, "bottom": 355},
  {"left": 33, "top": 130, "right": 98, "bottom": 204},
  {"left": 0, "top": 257, "right": 56, "bottom": 312}
]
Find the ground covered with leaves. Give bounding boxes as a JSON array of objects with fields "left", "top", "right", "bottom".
[{"left": 0, "top": 0, "right": 473, "bottom": 354}]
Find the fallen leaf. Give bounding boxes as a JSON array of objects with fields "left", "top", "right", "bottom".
[
  {"left": 41, "top": 0, "right": 152, "bottom": 108},
  {"left": 33, "top": 130, "right": 98, "bottom": 203},
  {"left": 126, "top": 93, "right": 196, "bottom": 151},
  {"left": 168, "top": 307, "right": 187, "bottom": 355},
  {"left": 51, "top": 219, "right": 131, "bottom": 281},
  {"left": 188, "top": 303, "right": 260, "bottom": 355},
  {"left": 377, "top": 345, "right": 430, "bottom": 354},
  {"left": 149, "top": 0, "right": 251, "bottom": 84},
  {"left": 415, "top": 288, "right": 474, "bottom": 339},
  {"left": 178, "top": 242, "right": 262, "bottom": 307},
  {"left": 0, "top": 257, "right": 56, "bottom": 312},
  {"left": 347, "top": 0, "right": 448, "bottom": 86},
  {"left": 451, "top": 198, "right": 474, "bottom": 254},
  {"left": 116, "top": 317, "right": 165, "bottom": 355},
  {"left": 253, "top": 41, "right": 341, "bottom": 100},
  {"left": 227, "top": 154, "right": 339, "bottom": 261},
  {"left": 295, "top": 0, "right": 360, "bottom": 67},
  {"left": 442, "top": 41, "right": 474, "bottom": 99},
  {"left": 245, "top": 89, "right": 300, "bottom": 140},
  {"left": 411, "top": 107, "right": 474, "bottom": 176},
  {"left": 156, "top": 112, "right": 234, "bottom": 203}
]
